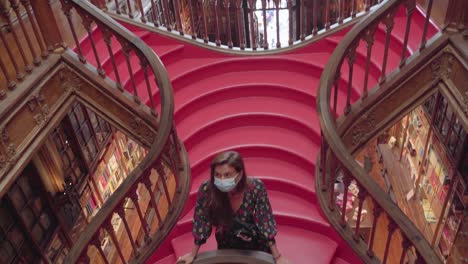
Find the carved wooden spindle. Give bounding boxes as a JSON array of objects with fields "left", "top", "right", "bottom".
[
  {"left": 161, "top": 0, "right": 172, "bottom": 31},
  {"left": 142, "top": 173, "right": 163, "bottom": 226},
  {"left": 274, "top": 0, "right": 280, "bottom": 48},
  {"left": 419, "top": 0, "right": 433, "bottom": 50},
  {"left": 329, "top": 155, "right": 338, "bottom": 211},
  {"left": 0, "top": 28, "right": 23, "bottom": 81},
  {"left": 199, "top": 0, "right": 209, "bottom": 43},
  {"left": 156, "top": 164, "right": 172, "bottom": 207},
  {"left": 400, "top": 0, "right": 416, "bottom": 67},
  {"left": 20, "top": 0, "right": 48, "bottom": 59},
  {"left": 172, "top": 0, "right": 182, "bottom": 34},
  {"left": 1, "top": 2, "right": 32, "bottom": 72},
  {"left": 100, "top": 26, "right": 123, "bottom": 91},
  {"left": 351, "top": 0, "right": 356, "bottom": 18},
  {"left": 225, "top": 0, "right": 233, "bottom": 48},
  {"left": 263, "top": 0, "right": 269, "bottom": 49},
  {"left": 362, "top": 23, "right": 376, "bottom": 99},
  {"left": 338, "top": 0, "right": 344, "bottom": 24},
  {"left": 61, "top": 0, "right": 86, "bottom": 63},
  {"left": 246, "top": 0, "right": 256, "bottom": 50},
  {"left": 214, "top": 0, "right": 222, "bottom": 46},
  {"left": 287, "top": 0, "right": 293, "bottom": 45},
  {"left": 340, "top": 171, "right": 352, "bottom": 226},
  {"left": 367, "top": 203, "right": 382, "bottom": 257},
  {"left": 300, "top": 0, "right": 305, "bottom": 40},
  {"left": 0, "top": 54, "right": 15, "bottom": 92},
  {"left": 344, "top": 40, "right": 358, "bottom": 115},
  {"left": 91, "top": 235, "right": 110, "bottom": 264},
  {"left": 399, "top": 236, "right": 411, "bottom": 264},
  {"left": 114, "top": 0, "right": 121, "bottom": 14},
  {"left": 379, "top": 8, "right": 396, "bottom": 84},
  {"left": 353, "top": 186, "right": 367, "bottom": 241},
  {"left": 149, "top": 0, "right": 159, "bottom": 26},
  {"left": 320, "top": 135, "right": 328, "bottom": 191},
  {"left": 324, "top": 0, "right": 330, "bottom": 30},
  {"left": 119, "top": 40, "right": 140, "bottom": 104},
  {"left": 187, "top": 0, "right": 196, "bottom": 38},
  {"left": 136, "top": 0, "right": 146, "bottom": 23},
  {"left": 235, "top": 0, "right": 245, "bottom": 49},
  {"left": 138, "top": 56, "right": 157, "bottom": 115},
  {"left": 312, "top": 0, "right": 318, "bottom": 35},
  {"left": 129, "top": 186, "right": 151, "bottom": 242},
  {"left": 116, "top": 203, "right": 139, "bottom": 257},
  {"left": 382, "top": 220, "right": 397, "bottom": 264},
  {"left": 125, "top": 0, "right": 134, "bottom": 18},
  {"left": 332, "top": 70, "right": 341, "bottom": 117},
  {"left": 365, "top": 0, "right": 371, "bottom": 11},
  {"left": 80, "top": 12, "right": 106, "bottom": 77},
  {"left": 103, "top": 219, "right": 127, "bottom": 263}
]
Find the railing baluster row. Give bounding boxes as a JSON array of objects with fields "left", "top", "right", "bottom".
[{"left": 92, "top": 0, "right": 380, "bottom": 51}]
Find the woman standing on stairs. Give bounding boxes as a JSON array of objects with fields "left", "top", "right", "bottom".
[{"left": 177, "top": 151, "right": 290, "bottom": 264}]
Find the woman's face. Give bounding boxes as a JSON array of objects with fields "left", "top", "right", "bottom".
[{"left": 214, "top": 164, "right": 239, "bottom": 180}]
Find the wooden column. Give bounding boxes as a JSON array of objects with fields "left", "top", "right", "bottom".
[{"left": 30, "top": 0, "right": 64, "bottom": 51}]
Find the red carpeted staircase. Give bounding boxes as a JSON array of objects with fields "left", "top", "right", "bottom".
[{"left": 78, "top": 4, "right": 437, "bottom": 264}]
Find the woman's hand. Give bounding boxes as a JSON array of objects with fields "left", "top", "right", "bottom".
[
  {"left": 176, "top": 253, "right": 195, "bottom": 264},
  {"left": 275, "top": 255, "right": 291, "bottom": 264}
]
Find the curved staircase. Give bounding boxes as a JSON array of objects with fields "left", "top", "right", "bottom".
[{"left": 77, "top": 3, "right": 438, "bottom": 263}]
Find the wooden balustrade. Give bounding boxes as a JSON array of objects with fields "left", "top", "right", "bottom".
[
  {"left": 92, "top": 0, "right": 382, "bottom": 51},
  {"left": 0, "top": 0, "right": 51, "bottom": 97},
  {"left": 317, "top": 0, "right": 445, "bottom": 263}
]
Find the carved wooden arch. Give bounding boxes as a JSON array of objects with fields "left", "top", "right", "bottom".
[{"left": 338, "top": 43, "right": 468, "bottom": 155}]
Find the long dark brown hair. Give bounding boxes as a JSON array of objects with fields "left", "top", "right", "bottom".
[{"left": 207, "top": 151, "right": 247, "bottom": 227}]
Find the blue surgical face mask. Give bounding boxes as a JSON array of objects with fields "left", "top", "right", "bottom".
[{"left": 214, "top": 174, "right": 239, "bottom": 192}]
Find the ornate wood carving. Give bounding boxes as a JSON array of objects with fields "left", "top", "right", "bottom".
[
  {"left": 431, "top": 51, "right": 455, "bottom": 80},
  {"left": 59, "top": 68, "right": 84, "bottom": 93},
  {"left": 27, "top": 92, "right": 50, "bottom": 125},
  {"left": 129, "top": 117, "right": 153, "bottom": 147},
  {"left": 350, "top": 110, "right": 377, "bottom": 146}
]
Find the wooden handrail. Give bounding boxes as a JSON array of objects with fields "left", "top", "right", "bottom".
[
  {"left": 317, "top": 0, "right": 443, "bottom": 263},
  {"left": 59, "top": 1, "right": 189, "bottom": 263},
  {"left": 192, "top": 249, "right": 275, "bottom": 264}
]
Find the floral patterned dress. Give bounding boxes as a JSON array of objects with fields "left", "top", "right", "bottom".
[{"left": 192, "top": 178, "right": 277, "bottom": 253}]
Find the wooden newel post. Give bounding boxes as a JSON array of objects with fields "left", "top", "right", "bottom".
[
  {"left": 90, "top": 0, "right": 107, "bottom": 10},
  {"left": 30, "top": 0, "right": 65, "bottom": 51},
  {"left": 444, "top": 0, "right": 467, "bottom": 32}
]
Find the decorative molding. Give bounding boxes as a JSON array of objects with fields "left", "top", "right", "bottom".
[
  {"left": 59, "top": 69, "right": 84, "bottom": 93},
  {"left": 129, "top": 117, "right": 154, "bottom": 146},
  {"left": 0, "top": 126, "right": 16, "bottom": 169},
  {"left": 350, "top": 110, "right": 377, "bottom": 146},
  {"left": 27, "top": 92, "right": 50, "bottom": 125},
  {"left": 431, "top": 52, "right": 455, "bottom": 80}
]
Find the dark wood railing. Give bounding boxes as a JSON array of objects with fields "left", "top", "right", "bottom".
[
  {"left": 191, "top": 249, "right": 275, "bottom": 264},
  {"left": 56, "top": 1, "right": 191, "bottom": 263},
  {"left": 90, "top": 0, "right": 383, "bottom": 51},
  {"left": 317, "top": 0, "right": 446, "bottom": 263}
]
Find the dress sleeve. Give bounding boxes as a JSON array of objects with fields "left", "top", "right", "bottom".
[
  {"left": 193, "top": 181, "right": 213, "bottom": 245},
  {"left": 253, "top": 179, "right": 277, "bottom": 243}
]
